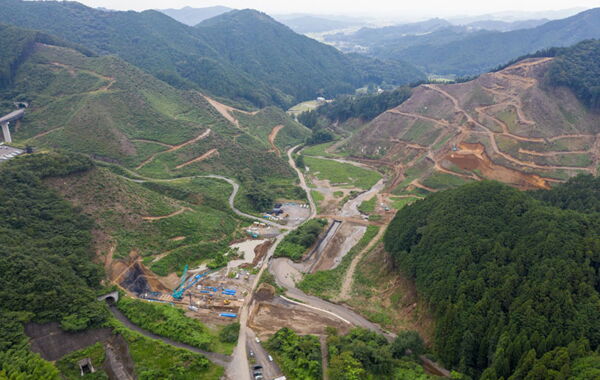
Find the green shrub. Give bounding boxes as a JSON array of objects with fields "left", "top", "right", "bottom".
[
  {"left": 116, "top": 297, "right": 219, "bottom": 353},
  {"left": 274, "top": 219, "right": 327, "bottom": 261}
]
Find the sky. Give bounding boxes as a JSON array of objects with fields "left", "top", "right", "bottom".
[{"left": 77, "top": 0, "right": 598, "bottom": 17}]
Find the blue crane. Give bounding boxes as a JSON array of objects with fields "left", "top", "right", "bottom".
[{"left": 172, "top": 265, "right": 209, "bottom": 300}]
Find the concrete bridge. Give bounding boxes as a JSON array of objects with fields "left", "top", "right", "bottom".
[{"left": 0, "top": 109, "right": 25, "bottom": 143}]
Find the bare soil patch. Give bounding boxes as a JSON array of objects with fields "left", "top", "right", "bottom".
[
  {"left": 249, "top": 300, "right": 350, "bottom": 338},
  {"left": 268, "top": 125, "right": 284, "bottom": 156},
  {"left": 175, "top": 148, "right": 219, "bottom": 169},
  {"left": 446, "top": 143, "right": 549, "bottom": 189}
]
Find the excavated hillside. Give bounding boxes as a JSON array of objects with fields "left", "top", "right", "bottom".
[{"left": 346, "top": 58, "right": 600, "bottom": 193}]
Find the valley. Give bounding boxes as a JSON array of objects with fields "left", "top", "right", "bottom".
[{"left": 1, "top": 3, "right": 600, "bottom": 380}]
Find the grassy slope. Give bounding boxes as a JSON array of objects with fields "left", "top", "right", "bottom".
[
  {"left": 45, "top": 166, "right": 245, "bottom": 272},
  {"left": 10, "top": 44, "right": 295, "bottom": 178},
  {"left": 116, "top": 296, "right": 235, "bottom": 355},
  {"left": 304, "top": 156, "right": 381, "bottom": 189},
  {"left": 4, "top": 39, "right": 310, "bottom": 208},
  {"left": 298, "top": 225, "right": 379, "bottom": 300}
]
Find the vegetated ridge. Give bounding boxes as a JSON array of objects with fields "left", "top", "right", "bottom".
[
  {"left": 384, "top": 178, "right": 600, "bottom": 379},
  {"left": 1, "top": 25, "right": 310, "bottom": 198},
  {"left": 382, "top": 8, "right": 600, "bottom": 76},
  {"left": 0, "top": 0, "right": 424, "bottom": 107}
]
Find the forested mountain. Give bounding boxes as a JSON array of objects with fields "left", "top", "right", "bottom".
[
  {"left": 343, "top": 18, "right": 452, "bottom": 44},
  {"left": 384, "top": 7, "right": 600, "bottom": 75},
  {"left": 0, "top": 1, "right": 424, "bottom": 108},
  {"left": 195, "top": 9, "right": 424, "bottom": 103},
  {"left": 0, "top": 23, "right": 90, "bottom": 89},
  {"left": 547, "top": 39, "right": 600, "bottom": 108},
  {"left": 384, "top": 179, "right": 600, "bottom": 379},
  {"left": 0, "top": 0, "right": 276, "bottom": 107},
  {"left": 298, "top": 86, "right": 412, "bottom": 127},
  {"left": 159, "top": 5, "right": 233, "bottom": 26},
  {"left": 464, "top": 18, "right": 549, "bottom": 32}
]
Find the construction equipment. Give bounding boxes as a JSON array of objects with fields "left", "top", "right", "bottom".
[{"left": 172, "top": 265, "right": 209, "bottom": 300}]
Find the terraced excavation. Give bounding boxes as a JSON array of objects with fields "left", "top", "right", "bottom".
[{"left": 346, "top": 58, "right": 599, "bottom": 193}]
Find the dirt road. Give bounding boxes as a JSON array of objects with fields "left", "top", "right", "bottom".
[
  {"left": 336, "top": 224, "right": 387, "bottom": 301},
  {"left": 268, "top": 125, "right": 284, "bottom": 156}
]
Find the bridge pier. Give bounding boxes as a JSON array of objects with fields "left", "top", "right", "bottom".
[{"left": 1, "top": 122, "right": 11, "bottom": 143}]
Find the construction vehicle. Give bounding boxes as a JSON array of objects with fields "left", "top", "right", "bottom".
[{"left": 172, "top": 265, "right": 209, "bottom": 300}]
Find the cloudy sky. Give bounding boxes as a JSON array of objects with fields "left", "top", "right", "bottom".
[{"left": 77, "top": 0, "right": 597, "bottom": 17}]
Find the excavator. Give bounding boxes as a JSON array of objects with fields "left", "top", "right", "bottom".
[{"left": 172, "top": 265, "right": 209, "bottom": 300}]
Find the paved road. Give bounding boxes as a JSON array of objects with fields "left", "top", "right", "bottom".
[
  {"left": 246, "top": 329, "right": 283, "bottom": 379},
  {"left": 269, "top": 259, "right": 387, "bottom": 336},
  {"left": 226, "top": 146, "right": 317, "bottom": 380},
  {"left": 226, "top": 233, "right": 288, "bottom": 380},
  {"left": 116, "top": 170, "right": 284, "bottom": 228},
  {"left": 108, "top": 306, "right": 231, "bottom": 367}
]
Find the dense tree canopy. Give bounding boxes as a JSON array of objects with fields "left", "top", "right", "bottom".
[
  {"left": 0, "top": 152, "right": 108, "bottom": 378},
  {"left": 532, "top": 174, "right": 600, "bottom": 213},
  {"left": 299, "top": 86, "right": 412, "bottom": 126},
  {"left": 547, "top": 39, "right": 600, "bottom": 108},
  {"left": 384, "top": 180, "right": 600, "bottom": 379}
]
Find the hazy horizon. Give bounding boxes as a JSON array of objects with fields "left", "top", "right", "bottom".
[{"left": 75, "top": 0, "right": 597, "bottom": 20}]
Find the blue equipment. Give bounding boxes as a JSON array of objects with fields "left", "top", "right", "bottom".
[{"left": 172, "top": 265, "right": 209, "bottom": 300}]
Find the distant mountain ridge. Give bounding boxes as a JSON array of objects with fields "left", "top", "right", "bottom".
[
  {"left": 196, "top": 9, "right": 424, "bottom": 103},
  {"left": 325, "top": 8, "right": 600, "bottom": 77},
  {"left": 463, "top": 18, "right": 549, "bottom": 32},
  {"left": 159, "top": 6, "right": 233, "bottom": 26},
  {"left": 383, "top": 7, "right": 600, "bottom": 75},
  {"left": 275, "top": 15, "right": 359, "bottom": 34},
  {"left": 0, "top": 0, "right": 424, "bottom": 108}
]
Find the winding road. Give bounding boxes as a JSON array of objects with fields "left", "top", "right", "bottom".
[
  {"left": 108, "top": 306, "right": 230, "bottom": 367},
  {"left": 109, "top": 144, "right": 403, "bottom": 378}
]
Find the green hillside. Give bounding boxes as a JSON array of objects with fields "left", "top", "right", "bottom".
[
  {"left": 0, "top": 1, "right": 424, "bottom": 108},
  {"left": 45, "top": 166, "right": 245, "bottom": 274},
  {"left": 384, "top": 179, "right": 600, "bottom": 378},
  {"left": 0, "top": 152, "right": 107, "bottom": 379},
  {"left": 196, "top": 9, "right": 423, "bottom": 103},
  {"left": 547, "top": 39, "right": 600, "bottom": 109},
  {"left": 0, "top": 27, "right": 309, "bottom": 211}
]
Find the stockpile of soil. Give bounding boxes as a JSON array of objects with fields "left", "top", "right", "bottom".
[{"left": 255, "top": 283, "right": 276, "bottom": 302}]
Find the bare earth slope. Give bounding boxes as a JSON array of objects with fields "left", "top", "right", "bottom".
[{"left": 346, "top": 58, "right": 600, "bottom": 193}]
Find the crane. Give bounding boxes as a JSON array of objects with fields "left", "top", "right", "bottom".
[{"left": 172, "top": 265, "right": 209, "bottom": 300}]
